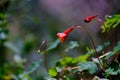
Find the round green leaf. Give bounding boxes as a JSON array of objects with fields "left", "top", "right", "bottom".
[{"left": 48, "top": 68, "right": 57, "bottom": 77}]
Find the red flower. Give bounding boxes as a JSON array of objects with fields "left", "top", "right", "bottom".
[
  {"left": 57, "top": 26, "right": 76, "bottom": 43},
  {"left": 57, "top": 33, "right": 67, "bottom": 43},
  {"left": 84, "top": 15, "right": 97, "bottom": 23}
]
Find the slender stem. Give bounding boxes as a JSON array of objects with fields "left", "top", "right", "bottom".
[
  {"left": 95, "top": 17, "right": 106, "bottom": 32},
  {"left": 38, "top": 40, "right": 49, "bottom": 72},
  {"left": 63, "top": 66, "right": 80, "bottom": 71},
  {"left": 76, "top": 26, "right": 112, "bottom": 80},
  {"left": 44, "top": 47, "right": 49, "bottom": 72},
  {"left": 76, "top": 26, "right": 105, "bottom": 71}
]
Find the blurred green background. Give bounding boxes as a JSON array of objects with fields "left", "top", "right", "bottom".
[{"left": 0, "top": 0, "right": 120, "bottom": 79}]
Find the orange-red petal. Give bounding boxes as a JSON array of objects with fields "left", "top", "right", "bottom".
[
  {"left": 84, "top": 15, "right": 97, "bottom": 23},
  {"left": 63, "top": 26, "right": 76, "bottom": 34},
  {"left": 57, "top": 33, "right": 67, "bottom": 43}
]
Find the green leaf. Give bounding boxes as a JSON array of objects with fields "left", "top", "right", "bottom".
[
  {"left": 0, "top": 32, "right": 7, "bottom": 40},
  {"left": 86, "top": 47, "right": 94, "bottom": 54},
  {"left": 65, "top": 41, "right": 79, "bottom": 52},
  {"left": 48, "top": 68, "right": 57, "bottom": 77},
  {"left": 87, "top": 41, "right": 110, "bottom": 54},
  {"left": 19, "top": 72, "right": 32, "bottom": 80},
  {"left": 56, "top": 57, "right": 76, "bottom": 67},
  {"left": 113, "top": 41, "right": 120, "bottom": 53},
  {"left": 4, "top": 41, "right": 20, "bottom": 54},
  {"left": 96, "top": 41, "right": 110, "bottom": 52},
  {"left": 105, "top": 62, "right": 120, "bottom": 75},
  {"left": 105, "top": 68, "right": 118, "bottom": 75},
  {"left": 47, "top": 39, "right": 60, "bottom": 51},
  {"left": 63, "top": 76, "right": 70, "bottom": 80},
  {"left": 105, "top": 41, "right": 120, "bottom": 59},
  {"left": 76, "top": 54, "right": 90, "bottom": 62},
  {"left": 93, "top": 76, "right": 109, "bottom": 80},
  {"left": 113, "top": 19, "right": 120, "bottom": 28},
  {"left": 39, "top": 39, "right": 60, "bottom": 55},
  {"left": 101, "top": 14, "right": 120, "bottom": 33},
  {"left": 0, "top": 13, "right": 6, "bottom": 20},
  {"left": 27, "top": 60, "right": 42, "bottom": 74},
  {"left": 56, "top": 54, "right": 90, "bottom": 68},
  {"left": 78, "top": 62, "right": 98, "bottom": 74}
]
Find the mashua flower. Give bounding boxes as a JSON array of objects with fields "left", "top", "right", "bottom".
[
  {"left": 56, "top": 26, "right": 76, "bottom": 43},
  {"left": 84, "top": 15, "right": 97, "bottom": 23},
  {"left": 84, "top": 15, "right": 106, "bottom": 32}
]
